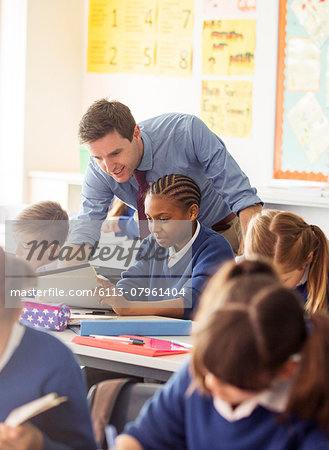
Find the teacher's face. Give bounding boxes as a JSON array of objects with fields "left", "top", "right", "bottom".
[{"left": 88, "top": 126, "right": 143, "bottom": 183}]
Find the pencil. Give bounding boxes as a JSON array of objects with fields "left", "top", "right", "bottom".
[{"left": 90, "top": 335, "right": 145, "bottom": 345}]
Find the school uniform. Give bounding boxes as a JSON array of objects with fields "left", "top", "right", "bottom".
[
  {"left": 123, "top": 362, "right": 329, "bottom": 450},
  {"left": 295, "top": 265, "right": 329, "bottom": 309},
  {"left": 117, "top": 223, "right": 234, "bottom": 318},
  {"left": 0, "top": 323, "right": 97, "bottom": 450}
]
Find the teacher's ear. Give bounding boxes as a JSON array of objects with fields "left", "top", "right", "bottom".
[{"left": 133, "top": 125, "right": 141, "bottom": 141}]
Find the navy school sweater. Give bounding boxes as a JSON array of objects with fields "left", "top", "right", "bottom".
[
  {"left": 124, "top": 361, "right": 329, "bottom": 450},
  {"left": 117, "top": 224, "right": 234, "bottom": 318},
  {"left": 0, "top": 325, "right": 97, "bottom": 450}
]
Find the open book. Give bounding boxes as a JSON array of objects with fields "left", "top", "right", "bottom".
[{"left": 5, "top": 393, "right": 67, "bottom": 427}]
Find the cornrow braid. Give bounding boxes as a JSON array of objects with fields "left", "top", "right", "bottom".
[{"left": 148, "top": 174, "right": 201, "bottom": 209}]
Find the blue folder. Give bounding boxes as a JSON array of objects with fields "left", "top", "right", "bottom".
[{"left": 70, "top": 319, "right": 192, "bottom": 336}]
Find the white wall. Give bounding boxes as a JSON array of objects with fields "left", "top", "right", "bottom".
[
  {"left": 0, "top": 0, "right": 27, "bottom": 204},
  {"left": 0, "top": 0, "right": 280, "bottom": 205},
  {"left": 0, "top": 0, "right": 85, "bottom": 205},
  {"left": 81, "top": 0, "right": 279, "bottom": 189},
  {"left": 23, "top": 0, "right": 84, "bottom": 200}
]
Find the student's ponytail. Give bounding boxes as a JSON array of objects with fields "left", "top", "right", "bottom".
[
  {"left": 269, "top": 212, "right": 328, "bottom": 314},
  {"left": 307, "top": 225, "right": 329, "bottom": 313},
  {"left": 285, "top": 313, "right": 329, "bottom": 433}
]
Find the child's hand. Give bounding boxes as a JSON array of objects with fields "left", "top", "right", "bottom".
[
  {"left": 97, "top": 279, "right": 129, "bottom": 314},
  {"left": 0, "top": 422, "right": 43, "bottom": 450},
  {"left": 101, "top": 218, "right": 121, "bottom": 233}
]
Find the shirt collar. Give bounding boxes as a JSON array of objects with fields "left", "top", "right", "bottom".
[
  {"left": 168, "top": 221, "right": 200, "bottom": 268},
  {"left": 136, "top": 130, "right": 153, "bottom": 171},
  {"left": 297, "top": 264, "right": 310, "bottom": 287},
  {"left": 0, "top": 322, "right": 25, "bottom": 373},
  {"left": 213, "top": 378, "right": 293, "bottom": 422}
]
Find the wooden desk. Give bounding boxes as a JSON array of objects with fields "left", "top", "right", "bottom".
[{"left": 56, "top": 328, "right": 191, "bottom": 382}]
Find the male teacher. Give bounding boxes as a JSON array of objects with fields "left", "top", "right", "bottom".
[{"left": 67, "top": 99, "right": 262, "bottom": 255}]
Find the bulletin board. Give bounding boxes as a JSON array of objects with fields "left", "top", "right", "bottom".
[
  {"left": 82, "top": 0, "right": 280, "bottom": 188},
  {"left": 274, "top": 0, "right": 329, "bottom": 181}
]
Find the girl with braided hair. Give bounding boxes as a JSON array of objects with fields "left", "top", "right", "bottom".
[{"left": 98, "top": 174, "right": 234, "bottom": 318}]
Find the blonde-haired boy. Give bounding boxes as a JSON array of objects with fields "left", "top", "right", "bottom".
[{"left": 13, "top": 201, "right": 69, "bottom": 270}]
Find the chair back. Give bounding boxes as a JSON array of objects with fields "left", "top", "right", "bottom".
[{"left": 88, "top": 378, "right": 160, "bottom": 449}]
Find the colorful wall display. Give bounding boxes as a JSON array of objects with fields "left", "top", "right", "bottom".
[{"left": 274, "top": 0, "right": 329, "bottom": 181}]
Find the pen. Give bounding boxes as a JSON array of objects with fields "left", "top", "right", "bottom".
[
  {"left": 90, "top": 265, "right": 109, "bottom": 281},
  {"left": 90, "top": 335, "right": 145, "bottom": 345},
  {"left": 85, "top": 311, "right": 106, "bottom": 315},
  {"left": 171, "top": 340, "right": 193, "bottom": 349}
]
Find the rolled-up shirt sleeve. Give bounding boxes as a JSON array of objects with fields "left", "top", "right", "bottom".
[{"left": 67, "top": 162, "right": 114, "bottom": 245}]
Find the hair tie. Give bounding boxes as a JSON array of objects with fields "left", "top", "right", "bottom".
[{"left": 310, "top": 225, "right": 315, "bottom": 232}]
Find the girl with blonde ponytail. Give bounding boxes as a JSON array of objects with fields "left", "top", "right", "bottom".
[{"left": 245, "top": 210, "right": 329, "bottom": 313}]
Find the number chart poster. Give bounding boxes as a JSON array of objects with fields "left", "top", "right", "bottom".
[
  {"left": 201, "top": 80, "right": 253, "bottom": 137},
  {"left": 274, "top": 0, "right": 329, "bottom": 181},
  {"left": 87, "top": 0, "right": 194, "bottom": 77}
]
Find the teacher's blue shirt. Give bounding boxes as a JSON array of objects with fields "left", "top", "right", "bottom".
[{"left": 69, "top": 113, "right": 261, "bottom": 244}]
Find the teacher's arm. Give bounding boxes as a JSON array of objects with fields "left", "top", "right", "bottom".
[
  {"left": 238, "top": 203, "right": 263, "bottom": 237},
  {"left": 60, "top": 161, "right": 114, "bottom": 266},
  {"left": 191, "top": 116, "right": 263, "bottom": 230}
]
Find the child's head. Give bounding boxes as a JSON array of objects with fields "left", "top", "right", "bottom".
[
  {"left": 0, "top": 247, "right": 36, "bottom": 323},
  {"left": 193, "top": 264, "right": 306, "bottom": 394},
  {"left": 145, "top": 174, "right": 201, "bottom": 250},
  {"left": 192, "top": 259, "right": 329, "bottom": 432},
  {"left": 197, "top": 258, "right": 280, "bottom": 315},
  {"left": 245, "top": 209, "right": 329, "bottom": 313},
  {"left": 13, "top": 201, "right": 69, "bottom": 269}
]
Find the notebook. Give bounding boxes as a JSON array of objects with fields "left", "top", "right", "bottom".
[
  {"left": 37, "top": 263, "right": 123, "bottom": 308},
  {"left": 72, "top": 335, "right": 191, "bottom": 357},
  {"left": 5, "top": 393, "right": 67, "bottom": 427},
  {"left": 69, "top": 317, "right": 192, "bottom": 336}
]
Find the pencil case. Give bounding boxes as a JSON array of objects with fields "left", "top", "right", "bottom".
[{"left": 20, "top": 301, "right": 71, "bottom": 331}]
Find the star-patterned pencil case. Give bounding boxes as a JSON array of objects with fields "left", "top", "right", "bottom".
[{"left": 20, "top": 301, "right": 71, "bottom": 331}]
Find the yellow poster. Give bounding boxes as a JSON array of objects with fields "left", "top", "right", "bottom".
[
  {"left": 202, "top": 19, "right": 256, "bottom": 75},
  {"left": 158, "top": 0, "right": 193, "bottom": 36},
  {"left": 87, "top": 0, "right": 193, "bottom": 77},
  {"left": 87, "top": 0, "right": 123, "bottom": 73},
  {"left": 156, "top": 38, "right": 192, "bottom": 76},
  {"left": 201, "top": 80, "right": 253, "bottom": 137},
  {"left": 87, "top": 0, "right": 157, "bottom": 74},
  {"left": 156, "top": 0, "right": 194, "bottom": 76}
]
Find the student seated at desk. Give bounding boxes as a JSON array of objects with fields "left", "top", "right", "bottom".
[
  {"left": 98, "top": 174, "right": 234, "bottom": 319},
  {"left": 116, "top": 259, "right": 329, "bottom": 450},
  {"left": 13, "top": 201, "right": 69, "bottom": 271},
  {"left": 0, "top": 248, "right": 97, "bottom": 450},
  {"left": 244, "top": 209, "right": 329, "bottom": 313}
]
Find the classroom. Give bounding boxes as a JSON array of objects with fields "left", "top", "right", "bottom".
[{"left": 1, "top": 1, "right": 329, "bottom": 449}]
